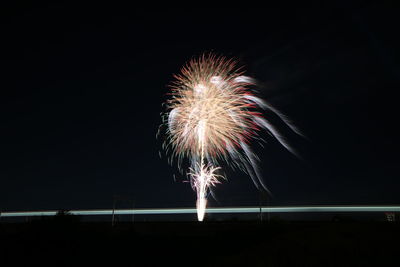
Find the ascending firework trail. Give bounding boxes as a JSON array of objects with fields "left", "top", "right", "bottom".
[{"left": 159, "top": 54, "right": 302, "bottom": 221}]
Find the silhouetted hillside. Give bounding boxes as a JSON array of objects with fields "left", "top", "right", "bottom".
[{"left": 1, "top": 220, "right": 399, "bottom": 266}]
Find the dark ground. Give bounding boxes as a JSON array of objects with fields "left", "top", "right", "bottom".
[{"left": 1, "top": 216, "right": 399, "bottom": 266}]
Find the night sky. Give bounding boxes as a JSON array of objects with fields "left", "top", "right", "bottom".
[{"left": 1, "top": 4, "right": 398, "bottom": 212}]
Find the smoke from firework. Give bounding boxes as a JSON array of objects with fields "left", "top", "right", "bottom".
[{"left": 160, "top": 54, "right": 301, "bottom": 221}]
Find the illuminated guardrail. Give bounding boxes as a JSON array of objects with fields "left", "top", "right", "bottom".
[{"left": 1, "top": 206, "right": 400, "bottom": 217}]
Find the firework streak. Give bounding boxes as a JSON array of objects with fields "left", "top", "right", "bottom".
[{"left": 160, "top": 54, "right": 301, "bottom": 221}]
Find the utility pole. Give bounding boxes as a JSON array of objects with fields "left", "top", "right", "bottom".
[
  {"left": 131, "top": 199, "right": 135, "bottom": 224},
  {"left": 259, "top": 191, "right": 263, "bottom": 222},
  {"left": 112, "top": 194, "right": 135, "bottom": 226},
  {"left": 111, "top": 197, "right": 116, "bottom": 227}
]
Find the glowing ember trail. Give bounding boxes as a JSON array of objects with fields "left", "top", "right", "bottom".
[{"left": 159, "top": 54, "right": 301, "bottom": 221}]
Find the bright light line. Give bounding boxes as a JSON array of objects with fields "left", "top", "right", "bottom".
[{"left": 1, "top": 206, "right": 400, "bottom": 217}]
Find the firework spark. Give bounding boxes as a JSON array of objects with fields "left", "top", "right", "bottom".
[{"left": 160, "top": 54, "right": 300, "bottom": 221}]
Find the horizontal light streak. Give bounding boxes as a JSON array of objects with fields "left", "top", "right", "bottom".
[{"left": 1, "top": 206, "right": 400, "bottom": 218}]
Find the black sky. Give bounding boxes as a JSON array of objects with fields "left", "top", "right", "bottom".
[{"left": 1, "top": 4, "right": 399, "bottom": 211}]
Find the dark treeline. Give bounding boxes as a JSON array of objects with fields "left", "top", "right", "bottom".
[{"left": 1, "top": 217, "right": 399, "bottom": 266}]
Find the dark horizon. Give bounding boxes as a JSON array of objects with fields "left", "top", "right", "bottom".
[{"left": 1, "top": 4, "right": 398, "bottom": 212}]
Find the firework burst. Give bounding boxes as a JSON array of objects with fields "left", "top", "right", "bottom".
[{"left": 160, "top": 54, "right": 301, "bottom": 221}]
